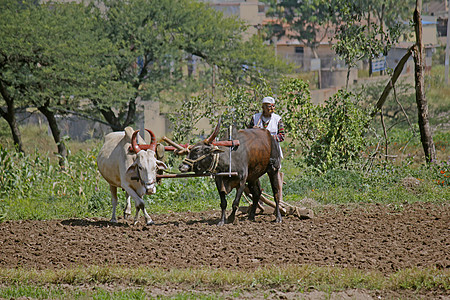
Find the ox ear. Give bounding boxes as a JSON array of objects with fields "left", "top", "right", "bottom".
[
  {"left": 126, "top": 161, "right": 139, "bottom": 180},
  {"left": 156, "top": 159, "right": 168, "bottom": 171}
]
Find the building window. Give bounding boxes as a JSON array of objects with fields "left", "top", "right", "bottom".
[
  {"left": 295, "top": 47, "right": 304, "bottom": 54},
  {"left": 258, "top": 5, "right": 265, "bottom": 13}
]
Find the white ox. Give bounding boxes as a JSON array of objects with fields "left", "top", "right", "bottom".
[{"left": 97, "top": 127, "right": 167, "bottom": 225}]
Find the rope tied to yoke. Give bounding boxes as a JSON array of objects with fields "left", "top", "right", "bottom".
[{"left": 181, "top": 145, "right": 221, "bottom": 174}]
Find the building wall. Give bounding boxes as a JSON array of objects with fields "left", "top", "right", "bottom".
[
  {"left": 205, "top": 0, "right": 265, "bottom": 38},
  {"left": 143, "top": 101, "right": 167, "bottom": 141}
]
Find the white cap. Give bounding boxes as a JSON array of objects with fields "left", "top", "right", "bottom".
[{"left": 262, "top": 96, "right": 275, "bottom": 104}]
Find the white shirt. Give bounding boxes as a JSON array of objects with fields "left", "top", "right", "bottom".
[{"left": 252, "top": 112, "right": 283, "bottom": 158}]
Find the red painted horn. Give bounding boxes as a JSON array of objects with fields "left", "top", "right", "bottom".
[
  {"left": 145, "top": 129, "right": 157, "bottom": 152},
  {"left": 131, "top": 130, "right": 141, "bottom": 153},
  {"left": 204, "top": 118, "right": 221, "bottom": 144},
  {"left": 131, "top": 129, "right": 157, "bottom": 153}
]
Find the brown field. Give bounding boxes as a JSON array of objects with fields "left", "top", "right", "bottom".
[{"left": 0, "top": 202, "right": 449, "bottom": 299}]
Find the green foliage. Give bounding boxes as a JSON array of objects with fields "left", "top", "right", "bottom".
[
  {"left": 264, "top": 0, "right": 341, "bottom": 52},
  {"left": 167, "top": 93, "right": 211, "bottom": 144},
  {"left": 147, "top": 176, "right": 219, "bottom": 213},
  {"left": 0, "top": 145, "right": 109, "bottom": 221},
  {"left": 277, "top": 78, "right": 320, "bottom": 152},
  {"left": 277, "top": 78, "right": 370, "bottom": 171},
  {"left": 283, "top": 156, "right": 450, "bottom": 205},
  {"left": 332, "top": 0, "right": 403, "bottom": 85},
  {"left": 0, "top": 0, "right": 121, "bottom": 110},
  {"left": 1, "top": 0, "right": 289, "bottom": 143},
  {"left": 97, "top": 0, "right": 289, "bottom": 129},
  {"left": 168, "top": 79, "right": 273, "bottom": 143},
  {"left": 333, "top": 23, "right": 385, "bottom": 69},
  {"left": 306, "top": 91, "right": 371, "bottom": 171},
  {"left": 355, "top": 79, "right": 417, "bottom": 129}
]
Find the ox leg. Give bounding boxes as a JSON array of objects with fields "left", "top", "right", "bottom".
[
  {"left": 228, "top": 183, "right": 245, "bottom": 224},
  {"left": 132, "top": 199, "right": 154, "bottom": 226},
  {"left": 218, "top": 191, "right": 227, "bottom": 226},
  {"left": 141, "top": 207, "right": 154, "bottom": 226},
  {"left": 123, "top": 192, "right": 132, "bottom": 220},
  {"left": 248, "top": 180, "right": 262, "bottom": 221},
  {"left": 110, "top": 185, "right": 119, "bottom": 223},
  {"left": 123, "top": 187, "right": 154, "bottom": 226},
  {"left": 268, "top": 170, "right": 283, "bottom": 223}
]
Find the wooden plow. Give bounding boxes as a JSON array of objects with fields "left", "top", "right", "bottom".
[{"left": 239, "top": 188, "right": 314, "bottom": 219}]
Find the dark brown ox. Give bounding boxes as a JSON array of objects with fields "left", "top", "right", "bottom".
[{"left": 179, "top": 122, "right": 283, "bottom": 225}]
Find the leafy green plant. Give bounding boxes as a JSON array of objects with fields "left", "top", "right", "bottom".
[
  {"left": 306, "top": 90, "right": 371, "bottom": 171},
  {"left": 168, "top": 79, "right": 272, "bottom": 142},
  {"left": 278, "top": 78, "right": 321, "bottom": 153},
  {"left": 277, "top": 78, "right": 371, "bottom": 172}
]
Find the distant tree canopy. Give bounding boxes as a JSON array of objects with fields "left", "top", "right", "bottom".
[
  {"left": 1, "top": 0, "right": 290, "bottom": 158},
  {"left": 0, "top": 0, "right": 120, "bottom": 162},
  {"left": 262, "top": 0, "right": 411, "bottom": 65},
  {"left": 90, "top": 0, "right": 290, "bottom": 131}
]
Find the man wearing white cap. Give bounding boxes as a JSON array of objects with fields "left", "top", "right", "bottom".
[
  {"left": 247, "top": 96, "right": 285, "bottom": 212},
  {"left": 248, "top": 96, "right": 285, "bottom": 158}
]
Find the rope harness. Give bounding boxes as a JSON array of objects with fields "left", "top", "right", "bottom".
[{"left": 181, "top": 146, "right": 221, "bottom": 174}]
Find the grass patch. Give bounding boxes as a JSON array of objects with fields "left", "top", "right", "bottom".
[{"left": 0, "top": 265, "right": 448, "bottom": 299}]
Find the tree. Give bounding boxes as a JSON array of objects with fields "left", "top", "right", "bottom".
[
  {"left": 2, "top": 0, "right": 289, "bottom": 158},
  {"left": 352, "top": 0, "right": 413, "bottom": 75},
  {"left": 0, "top": 1, "right": 122, "bottom": 166},
  {"left": 413, "top": 0, "right": 436, "bottom": 162},
  {"left": 333, "top": 24, "right": 385, "bottom": 88},
  {"left": 263, "top": 0, "right": 340, "bottom": 59},
  {"left": 92, "top": 0, "right": 289, "bottom": 131},
  {"left": 0, "top": 0, "right": 36, "bottom": 153}
]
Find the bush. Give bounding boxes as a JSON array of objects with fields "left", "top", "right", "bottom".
[{"left": 278, "top": 78, "right": 371, "bottom": 172}]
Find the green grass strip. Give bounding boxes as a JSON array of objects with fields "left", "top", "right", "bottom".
[{"left": 0, "top": 265, "right": 448, "bottom": 292}]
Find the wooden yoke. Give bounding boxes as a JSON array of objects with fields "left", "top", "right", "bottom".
[
  {"left": 129, "top": 135, "right": 239, "bottom": 153},
  {"left": 212, "top": 140, "right": 240, "bottom": 147}
]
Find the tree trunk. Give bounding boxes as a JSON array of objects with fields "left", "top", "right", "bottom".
[
  {"left": 0, "top": 81, "right": 24, "bottom": 152},
  {"left": 372, "top": 46, "right": 414, "bottom": 117},
  {"left": 92, "top": 95, "right": 137, "bottom": 132},
  {"left": 346, "top": 66, "right": 350, "bottom": 89},
  {"left": 368, "top": 6, "right": 373, "bottom": 77},
  {"left": 38, "top": 103, "right": 67, "bottom": 168},
  {"left": 413, "top": 0, "right": 436, "bottom": 163}
]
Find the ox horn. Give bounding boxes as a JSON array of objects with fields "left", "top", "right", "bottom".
[
  {"left": 131, "top": 130, "right": 141, "bottom": 153},
  {"left": 145, "top": 129, "right": 157, "bottom": 152},
  {"left": 131, "top": 129, "right": 157, "bottom": 153},
  {"left": 204, "top": 117, "right": 221, "bottom": 144}
]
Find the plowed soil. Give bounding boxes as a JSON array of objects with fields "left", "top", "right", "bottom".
[
  {"left": 1, "top": 202, "right": 449, "bottom": 271},
  {"left": 0, "top": 202, "right": 449, "bottom": 298}
]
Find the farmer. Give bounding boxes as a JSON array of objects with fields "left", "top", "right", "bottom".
[
  {"left": 248, "top": 96, "right": 285, "bottom": 158},
  {"left": 247, "top": 96, "right": 285, "bottom": 212}
]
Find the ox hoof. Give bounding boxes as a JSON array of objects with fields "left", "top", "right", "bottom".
[
  {"left": 217, "top": 221, "right": 225, "bottom": 226},
  {"left": 146, "top": 220, "right": 155, "bottom": 226},
  {"left": 110, "top": 218, "right": 118, "bottom": 223}
]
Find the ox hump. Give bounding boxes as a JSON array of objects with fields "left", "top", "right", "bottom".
[{"left": 124, "top": 127, "right": 134, "bottom": 142}]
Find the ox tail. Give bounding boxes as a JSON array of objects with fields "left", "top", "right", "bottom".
[{"left": 269, "top": 136, "right": 281, "bottom": 171}]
